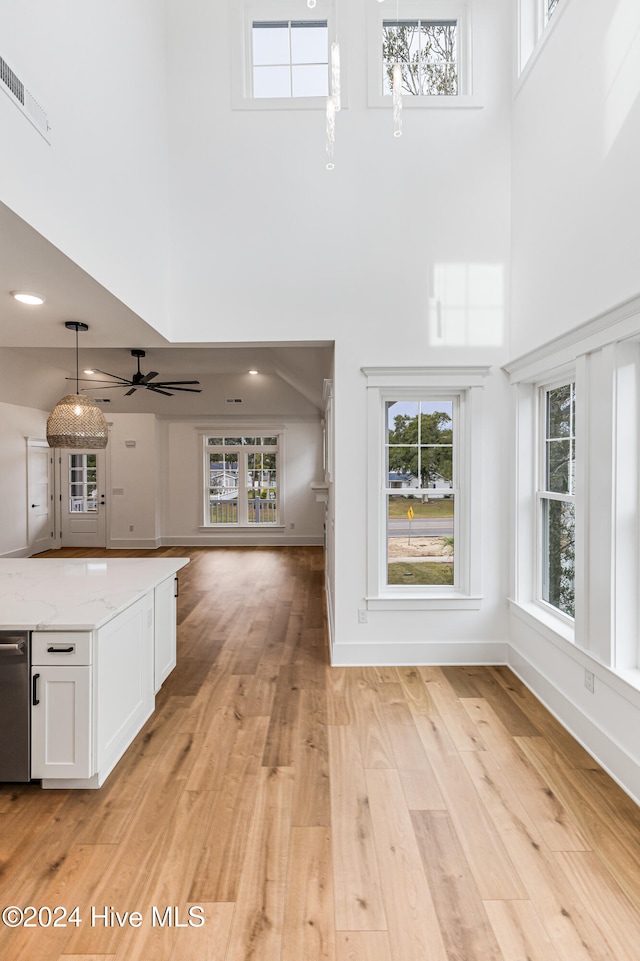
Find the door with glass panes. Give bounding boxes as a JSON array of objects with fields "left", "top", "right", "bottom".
[{"left": 58, "top": 449, "right": 107, "bottom": 547}]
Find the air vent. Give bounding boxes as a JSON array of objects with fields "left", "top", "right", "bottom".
[
  {"left": 225, "top": 398, "right": 243, "bottom": 404},
  {"left": 0, "top": 55, "right": 50, "bottom": 142},
  {"left": 95, "top": 398, "right": 111, "bottom": 403}
]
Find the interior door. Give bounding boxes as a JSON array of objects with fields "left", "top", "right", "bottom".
[
  {"left": 59, "top": 449, "right": 107, "bottom": 547},
  {"left": 27, "top": 439, "right": 55, "bottom": 554}
]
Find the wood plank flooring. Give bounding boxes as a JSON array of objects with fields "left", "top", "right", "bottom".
[{"left": 2, "top": 546, "right": 640, "bottom": 960}]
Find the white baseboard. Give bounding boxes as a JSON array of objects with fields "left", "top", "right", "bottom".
[
  {"left": 331, "top": 640, "right": 509, "bottom": 666},
  {"left": 507, "top": 647, "right": 640, "bottom": 807},
  {"left": 107, "top": 538, "right": 162, "bottom": 550},
  {"left": 1, "top": 546, "right": 32, "bottom": 558},
  {"left": 160, "top": 535, "right": 324, "bottom": 547}
]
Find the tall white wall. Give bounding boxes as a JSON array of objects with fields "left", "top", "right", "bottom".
[
  {"left": 0, "top": 0, "right": 171, "bottom": 334},
  {"left": 163, "top": 0, "right": 514, "bottom": 657},
  {"left": 511, "top": 0, "right": 640, "bottom": 357},
  {"left": 165, "top": 0, "right": 512, "bottom": 347}
]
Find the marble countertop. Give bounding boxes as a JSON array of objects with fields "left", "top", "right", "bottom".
[{"left": 0, "top": 557, "right": 190, "bottom": 631}]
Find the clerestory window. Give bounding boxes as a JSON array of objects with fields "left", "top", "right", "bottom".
[
  {"left": 251, "top": 20, "right": 329, "bottom": 99},
  {"left": 382, "top": 18, "right": 458, "bottom": 96},
  {"left": 367, "top": 2, "right": 475, "bottom": 107}
]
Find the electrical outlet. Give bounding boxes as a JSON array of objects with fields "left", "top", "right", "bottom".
[
  {"left": 584, "top": 669, "right": 595, "bottom": 693},
  {"left": 358, "top": 609, "right": 368, "bottom": 624}
]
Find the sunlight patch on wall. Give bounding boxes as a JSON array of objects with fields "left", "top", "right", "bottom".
[
  {"left": 428, "top": 264, "right": 504, "bottom": 346},
  {"left": 603, "top": 0, "right": 640, "bottom": 156}
]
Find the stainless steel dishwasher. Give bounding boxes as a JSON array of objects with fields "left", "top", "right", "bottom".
[{"left": 0, "top": 631, "right": 31, "bottom": 782}]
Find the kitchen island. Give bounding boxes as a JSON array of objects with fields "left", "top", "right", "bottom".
[{"left": 0, "top": 556, "right": 189, "bottom": 789}]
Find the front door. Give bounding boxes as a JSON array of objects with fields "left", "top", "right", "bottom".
[
  {"left": 27, "top": 439, "right": 55, "bottom": 554},
  {"left": 59, "top": 449, "right": 107, "bottom": 547}
]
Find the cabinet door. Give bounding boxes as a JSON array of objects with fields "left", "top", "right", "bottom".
[
  {"left": 154, "top": 575, "right": 177, "bottom": 692},
  {"left": 31, "top": 666, "right": 92, "bottom": 779}
]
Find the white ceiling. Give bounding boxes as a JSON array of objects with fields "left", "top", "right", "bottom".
[{"left": 0, "top": 201, "right": 333, "bottom": 415}]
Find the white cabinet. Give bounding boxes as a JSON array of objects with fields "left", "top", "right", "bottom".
[
  {"left": 31, "top": 592, "right": 156, "bottom": 789},
  {"left": 31, "top": 633, "right": 92, "bottom": 780},
  {"left": 94, "top": 592, "right": 154, "bottom": 783},
  {"left": 22, "top": 561, "right": 186, "bottom": 790},
  {"left": 154, "top": 574, "right": 177, "bottom": 692}
]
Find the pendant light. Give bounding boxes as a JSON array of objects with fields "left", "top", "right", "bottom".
[{"left": 46, "top": 321, "right": 109, "bottom": 449}]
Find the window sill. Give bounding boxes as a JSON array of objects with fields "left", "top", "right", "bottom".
[
  {"left": 368, "top": 93, "right": 482, "bottom": 110},
  {"left": 200, "top": 525, "right": 285, "bottom": 531},
  {"left": 508, "top": 598, "right": 575, "bottom": 646},
  {"left": 231, "top": 95, "right": 330, "bottom": 111},
  {"left": 366, "top": 593, "right": 483, "bottom": 611}
]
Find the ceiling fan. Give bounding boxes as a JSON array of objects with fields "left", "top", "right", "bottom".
[{"left": 72, "top": 349, "right": 202, "bottom": 397}]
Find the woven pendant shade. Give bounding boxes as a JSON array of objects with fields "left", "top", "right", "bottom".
[{"left": 46, "top": 393, "right": 109, "bottom": 449}]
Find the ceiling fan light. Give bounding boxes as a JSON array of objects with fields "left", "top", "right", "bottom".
[{"left": 46, "top": 394, "right": 109, "bottom": 449}]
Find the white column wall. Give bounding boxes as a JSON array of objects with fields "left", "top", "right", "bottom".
[{"left": 511, "top": 0, "right": 640, "bottom": 356}]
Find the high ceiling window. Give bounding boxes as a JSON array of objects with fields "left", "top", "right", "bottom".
[
  {"left": 252, "top": 20, "right": 329, "bottom": 98},
  {"left": 382, "top": 19, "right": 458, "bottom": 96}
]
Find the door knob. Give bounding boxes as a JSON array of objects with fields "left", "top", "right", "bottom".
[{"left": 31, "top": 504, "right": 40, "bottom": 508}]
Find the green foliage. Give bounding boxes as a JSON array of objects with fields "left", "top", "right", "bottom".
[
  {"left": 387, "top": 409, "right": 453, "bottom": 488},
  {"left": 388, "top": 562, "right": 454, "bottom": 585}
]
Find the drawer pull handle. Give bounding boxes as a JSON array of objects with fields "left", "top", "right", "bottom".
[
  {"left": 47, "top": 646, "right": 74, "bottom": 654},
  {"left": 33, "top": 673, "right": 40, "bottom": 706}
]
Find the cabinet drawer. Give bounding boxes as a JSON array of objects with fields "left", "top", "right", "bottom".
[{"left": 32, "top": 632, "right": 92, "bottom": 665}]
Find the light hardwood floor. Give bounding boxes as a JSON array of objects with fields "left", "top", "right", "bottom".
[{"left": 2, "top": 546, "right": 640, "bottom": 960}]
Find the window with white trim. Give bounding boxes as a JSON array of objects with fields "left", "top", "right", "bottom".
[
  {"left": 518, "top": 0, "right": 569, "bottom": 76},
  {"left": 232, "top": 2, "right": 334, "bottom": 109},
  {"left": 252, "top": 19, "right": 329, "bottom": 99},
  {"left": 364, "top": 367, "right": 487, "bottom": 609},
  {"left": 202, "top": 434, "right": 281, "bottom": 527},
  {"left": 546, "top": 0, "right": 560, "bottom": 23},
  {"left": 538, "top": 380, "right": 575, "bottom": 618},
  {"left": 386, "top": 397, "right": 456, "bottom": 586},
  {"left": 368, "top": 2, "right": 475, "bottom": 107},
  {"left": 382, "top": 18, "right": 458, "bottom": 96}
]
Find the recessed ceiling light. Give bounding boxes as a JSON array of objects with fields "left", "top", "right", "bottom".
[
  {"left": 83, "top": 369, "right": 95, "bottom": 374},
  {"left": 11, "top": 290, "right": 46, "bottom": 305},
  {"left": 248, "top": 369, "right": 259, "bottom": 375}
]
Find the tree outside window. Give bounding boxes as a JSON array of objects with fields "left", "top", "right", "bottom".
[
  {"left": 385, "top": 399, "right": 456, "bottom": 586},
  {"left": 540, "top": 382, "right": 575, "bottom": 617},
  {"left": 382, "top": 19, "right": 458, "bottom": 96}
]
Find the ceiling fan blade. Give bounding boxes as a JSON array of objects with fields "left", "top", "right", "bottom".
[
  {"left": 139, "top": 371, "right": 159, "bottom": 385},
  {"left": 124, "top": 387, "right": 137, "bottom": 396},
  {"left": 67, "top": 377, "right": 129, "bottom": 386},
  {"left": 91, "top": 368, "right": 134, "bottom": 384},
  {"left": 150, "top": 385, "right": 202, "bottom": 393},
  {"left": 146, "top": 385, "right": 173, "bottom": 396},
  {"left": 152, "top": 380, "right": 201, "bottom": 386},
  {"left": 80, "top": 377, "right": 139, "bottom": 390}
]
